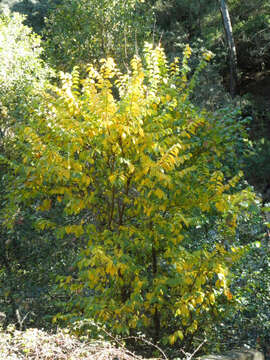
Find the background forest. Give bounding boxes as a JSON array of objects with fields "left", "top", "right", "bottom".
[{"left": 0, "top": 0, "right": 270, "bottom": 359}]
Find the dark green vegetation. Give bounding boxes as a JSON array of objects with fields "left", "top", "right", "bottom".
[{"left": 0, "top": 1, "right": 270, "bottom": 359}]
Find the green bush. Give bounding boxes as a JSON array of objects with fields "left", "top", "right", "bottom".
[
  {"left": 43, "top": 0, "right": 154, "bottom": 72},
  {"left": 0, "top": 7, "right": 72, "bottom": 329}
]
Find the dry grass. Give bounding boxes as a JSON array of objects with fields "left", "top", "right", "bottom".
[{"left": 0, "top": 326, "right": 161, "bottom": 360}]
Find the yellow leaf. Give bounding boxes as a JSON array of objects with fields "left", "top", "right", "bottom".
[
  {"left": 215, "top": 200, "right": 226, "bottom": 212},
  {"left": 196, "top": 293, "right": 204, "bottom": 304},
  {"left": 187, "top": 320, "right": 198, "bottom": 333},
  {"left": 180, "top": 304, "right": 189, "bottom": 317},
  {"left": 88, "top": 272, "right": 95, "bottom": 282},
  {"left": 159, "top": 203, "right": 167, "bottom": 211},
  {"left": 40, "top": 199, "right": 51, "bottom": 211},
  {"left": 65, "top": 225, "right": 72, "bottom": 234},
  {"left": 106, "top": 262, "right": 117, "bottom": 276},
  {"left": 155, "top": 188, "right": 166, "bottom": 199},
  {"left": 109, "top": 174, "right": 116, "bottom": 184},
  {"left": 209, "top": 293, "right": 215, "bottom": 305},
  {"left": 225, "top": 288, "right": 233, "bottom": 301},
  {"left": 176, "top": 330, "right": 184, "bottom": 340},
  {"left": 169, "top": 334, "right": 176, "bottom": 345},
  {"left": 62, "top": 169, "right": 70, "bottom": 180},
  {"left": 175, "top": 308, "right": 181, "bottom": 316}
]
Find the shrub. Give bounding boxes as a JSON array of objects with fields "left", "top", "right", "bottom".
[{"left": 5, "top": 44, "right": 253, "bottom": 352}]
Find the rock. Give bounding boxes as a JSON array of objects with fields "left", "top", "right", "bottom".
[{"left": 199, "top": 349, "right": 264, "bottom": 360}]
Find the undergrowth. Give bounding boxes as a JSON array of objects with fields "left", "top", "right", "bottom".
[{"left": 0, "top": 326, "right": 161, "bottom": 360}]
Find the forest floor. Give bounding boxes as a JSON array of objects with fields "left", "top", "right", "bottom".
[{"left": 0, "top": 326, "right": 161, "bottom": 360}]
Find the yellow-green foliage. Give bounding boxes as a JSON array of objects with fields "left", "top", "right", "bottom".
[{"left": 9, "top": 44, "right": 251, "bottom": 344}]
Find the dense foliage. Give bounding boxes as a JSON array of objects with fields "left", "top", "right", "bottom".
[
  {"left": 43, "top": 0, "right": 154, "bottom": 72},
  {"left": 0, "top": 0, "right": 270, "bottom": 358},
  {"left": 0, "top": 9, "right": 74, "bottom": 329}
]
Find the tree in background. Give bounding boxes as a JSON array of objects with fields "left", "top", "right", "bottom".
[
  {"left": 219, "top": 0, "right": 237, "bottom": 97},
  {"left": 153, "top": 0, "right": 270, "bottom": 86},
  {"left": 43, "top": 0, "right": 154, "bottom": 72},
  {"left": 0, "top": 8, "right": 76, "bottom": 328},
  {"left": 0, "top": 6, "right": 49, "bottom": 123},
  {"left": 0, "top": 0, "right": 61, "bottom": 34}
]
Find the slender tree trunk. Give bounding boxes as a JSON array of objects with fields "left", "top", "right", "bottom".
[
  {"left": 219, "top": 0, "right": 238, "bottom": 97},
  {"left": 262, "top": 184, "right": 270, "bottom": 242},
  {"left": 152, "top": 244, "right": 160, "bottom": 343},
  {"left": 0, "top": 247, "right": 17, "bottom": 320},
  {"left": 198, "top": 0, "right": 202, "bottom": 36},
  {"left": 150, "top": 220, "right": 160, "bottom": 343}
]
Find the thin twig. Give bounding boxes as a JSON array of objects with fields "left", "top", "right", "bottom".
[
  {"left": 181, "top": 339, "right": 207, "bottom": 360},
  {"left": 122, "top": 335, "right": 168, "bottom": 360}
]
